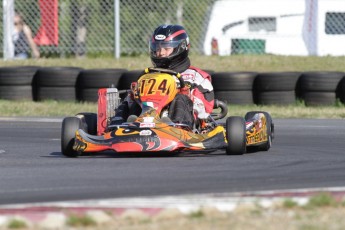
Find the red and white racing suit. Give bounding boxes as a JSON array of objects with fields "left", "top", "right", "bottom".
[
  {"left": 180, "top": 66, "right": 214, "bottom": 119},
  {"left": 111, "top": 66, "right": 214, "bottom": 127}
]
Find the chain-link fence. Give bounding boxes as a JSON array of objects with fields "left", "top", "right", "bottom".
[
  {"left": 1, "top": 0, "right": 215, "bottom": 58},
  {"left": 1, "top": 0, "right": 345, "bottom": 58}
]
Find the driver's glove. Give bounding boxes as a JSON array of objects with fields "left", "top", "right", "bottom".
[
  {"left": 179, "top": 86, "right": 191, "bottom": 97},
  {"left": 110, "top": 117, "right": 124, "bottom": 125}
]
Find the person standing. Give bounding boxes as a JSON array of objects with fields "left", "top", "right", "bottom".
[{"left": 13, "top": 13, "right": 40, "bottom": 59}]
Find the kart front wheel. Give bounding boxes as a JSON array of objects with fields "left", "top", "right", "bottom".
[
  {"left": 61, "top": 117, "right": 83, "bottom": 157},
  {"left": 226, "top": 116, "right": 246, "bottom": 155},
  {"left": 245, "top": 111, "right": 274, "bottom": 151}
]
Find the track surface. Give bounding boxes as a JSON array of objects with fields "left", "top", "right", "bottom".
[{"left": 0, "top": 117, "right": 344, "bottom": 205}]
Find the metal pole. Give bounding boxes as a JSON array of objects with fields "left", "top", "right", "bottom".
[
  {"left": 114, "top": 0, "right": 120, "bottom": 59},
  {"left": 3, "top": 0, "right": 15, "bottom": 60}
]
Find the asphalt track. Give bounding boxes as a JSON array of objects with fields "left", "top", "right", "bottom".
[{"left": 0, "top": 117, "right": 344, "bottom": 205}]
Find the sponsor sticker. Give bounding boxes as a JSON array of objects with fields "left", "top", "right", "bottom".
[
  {"left": 246, "top": 121, "right": 254, "bottom": 130},
  {"left": 155, "top": 34, "right": 166, "bottom": 40},
  {"left": 143, "top": 117, "right": 154, "bottom": 123},
  {"left": 143, "top": 101, "right": 154, "bottom": 108},
  {"left": 181, "top": 73, "right": 195, "bottom": 81},
  {"left": 140, "top": 123, "right": 155, "bottom": 128},
  {"left": 139, "top": 130, "right": 152, "bottom": 136},
  {"left": 246, "top": 130, "right": 267, "bottom": 145}
]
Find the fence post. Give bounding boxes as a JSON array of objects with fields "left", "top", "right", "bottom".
[
  {"left": 3, "top": 0, "right": 15, "bottom": 60},
  {"left": 114, "top": 0, "right": 120, "bottom": 59}
]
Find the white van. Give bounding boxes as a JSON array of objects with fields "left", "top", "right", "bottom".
[{"left": 204, "top": 0, "right": 345, "bottom": 56}]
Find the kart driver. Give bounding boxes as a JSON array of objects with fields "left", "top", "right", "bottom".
[{"left": 111, "top": 24, "right": 214, "bottom": 129}]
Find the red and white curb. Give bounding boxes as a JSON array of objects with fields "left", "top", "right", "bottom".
[{"left": 0, "top": 186, "right": 344, "bottom": 229}]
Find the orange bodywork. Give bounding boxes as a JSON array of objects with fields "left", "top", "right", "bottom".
[{"left": 73, "top": 119, "right": 227, "bottom": 153}]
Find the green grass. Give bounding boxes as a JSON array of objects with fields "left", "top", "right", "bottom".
[
  {"left": 0, "top": 100, "right": 96, "bottom": 117},
  {"left": 0, "top": 100, "right": 344, "bottom": 118},
  {"left": 305, "top": 193, "right": 338, "bottom": 209},
  {"left": 282, "top": 198, "right": 299, "bottom": 208},
  {"left": 7, "top": 219, "right": 27, "bottom": 229},
  {"left": 189, "top": 210, "right": 205, "bottom": 218},
  {"left": 2, "top": 54, "right": 345, "bottom": 72},
  {"left": 66, "top": 214, "right": 96, "bottom": 227}
]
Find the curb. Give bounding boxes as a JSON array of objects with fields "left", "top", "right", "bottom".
[{"left": 1, "top": 187, "right": 345, "bottom": 229}]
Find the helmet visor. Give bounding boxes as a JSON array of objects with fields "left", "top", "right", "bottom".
[{"left": 150, "top": 40, "right": 182, "bottom": 57}]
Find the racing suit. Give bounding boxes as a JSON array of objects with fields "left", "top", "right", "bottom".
[{"left": 112, "top": 66, "right": 214, "bottom": 129}]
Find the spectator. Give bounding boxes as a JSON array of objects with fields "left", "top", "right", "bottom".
[{"left": 13, "top": 12, "right": 40, "bottom": 59}]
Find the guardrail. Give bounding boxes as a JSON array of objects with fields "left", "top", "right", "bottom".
[{"left": 0, "top": 66, "right": 344, "bottom": 106}]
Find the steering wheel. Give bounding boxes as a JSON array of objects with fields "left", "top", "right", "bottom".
[{"left": 146, "top": 67, "right": 185, "bottom": 88}]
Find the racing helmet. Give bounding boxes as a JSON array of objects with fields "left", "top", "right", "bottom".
[{"left": 150, "top": 24, "right": 190, "bottom": 69}]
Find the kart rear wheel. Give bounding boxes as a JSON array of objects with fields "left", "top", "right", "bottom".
[
  {"left": 61, "top": 117, "right": 83, "bottom": 157},
  {"left": 226, "top": 116, "right": 246, "bottom": 155},
  {"left": 245, "top": 111, "right": 274, "bottom": 151}
]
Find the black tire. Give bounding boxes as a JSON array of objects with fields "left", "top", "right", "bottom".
[
  {"left": 77, "top": 88, "right": 99, "bottom": 102},
  {"left": 0, "top": 66, "right": 38, "bottom": 85},
  {"left": 254, "top": 91, "right": 296, "bottom": 105},
  {"left": 254, "top": 72, "right": 301, "bottom": 91},
  {"left": 215, "top": 90, "right": 254, "bottom": 104},
  {"left": 77, "top": 68, "right": 127, "bottom": 88},
  {"left": 35, "top": 67, "right": 83, "bottom": 87},
  {"left": 244, "top": 111, "right": 274, "bottom": 151},
  {"left": 203, "top": 69, "right": 215, "bottom": 76},
  {"left": 35, "top": 86, "right": 76, "bottom": 101},
  {"left": 302, "top": 92, "right": 337, "bottom": 106},
  {"left": 118, "top": 70, "right": 144, "bottom": 90},
  {"left": 226, "top": 116, "right": 246, "bottom": 155},
  {"left": 298, "top": 71, "right": 344, "bottom": 92},
  {"left": 339, "top": 77, "right": 345, "bottom": 103},
  {"left": 212, "top": 72, "right": 257, "bottom": 91},
  {"left": 0, "top": 85, "right": 33, "bottom": 100},
  {"left": 61, "top": 117, "right": 83, "bottom": 157},
  {"left": 76, "top": 112, "right": 97, "bottom": 135}
]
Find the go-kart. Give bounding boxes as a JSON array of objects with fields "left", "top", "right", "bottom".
[{"left": 61, "top": 68, "right": 274, "bottom": 157}]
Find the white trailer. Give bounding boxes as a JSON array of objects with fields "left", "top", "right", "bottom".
[{"left": 204, "top": 0, "right": 345, "bottom": 56}]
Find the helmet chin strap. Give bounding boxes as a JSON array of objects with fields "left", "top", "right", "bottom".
[
  {"left": 169, "top": 57, "right": 190, "bottom": 73},
  {"left": 152, "top": 56, "right": 190, "bottom": 73}
]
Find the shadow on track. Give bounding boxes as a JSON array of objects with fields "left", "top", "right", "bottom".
[{"left": 47, "top": 150, "right": 225, "bottom": 159}]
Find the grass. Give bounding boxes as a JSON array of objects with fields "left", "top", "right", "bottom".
[
  {"left": 0, "top": 99, "right": 344, "bottom": 118},
  {"left": 3, "top": 193, "right": 345, "bottom": 230},
  {"left": 305, "top": 193, "right": 338, "bottom": 208},
  {"left": 283, "top": 198, "right": 299, "bottom": 208},
  {"left": 65, "top": 193, "right": 345, "bottom": 230},
  {"left": 7, "top": 219, "right": 27, "bottom": 229},
  {"left": 2, "top": 55, "right": 345, "bottom": 72},
  {"left": 67, "top": 214, "right": 97, "bottom": 227},
  {"left": 189, "top": 210, "right": 205, "bottom": 218},
  {"left": 0, "top": 100, "right": 96, "bottom": 117}
]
